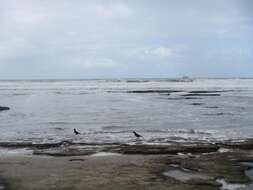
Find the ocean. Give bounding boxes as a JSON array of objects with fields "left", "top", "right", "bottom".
[{"left": 0, "top": 78, "right": 253, "bottom": 144}]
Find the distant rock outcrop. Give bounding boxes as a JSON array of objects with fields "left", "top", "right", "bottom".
[{"left": 0, "top": 106, "right": 10, "bottom": 111}]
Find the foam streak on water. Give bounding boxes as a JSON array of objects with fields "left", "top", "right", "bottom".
[{"left": 0, "top": 78, "right": 253, "bottom": 144}]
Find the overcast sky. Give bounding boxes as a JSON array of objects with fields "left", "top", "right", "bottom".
[{"left": 0, "top": 0, "right": 252, "bottom": 79}]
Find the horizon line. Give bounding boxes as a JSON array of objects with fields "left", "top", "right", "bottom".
[{"left": 0, "top": 77, "right": 253, "bottom": 81}]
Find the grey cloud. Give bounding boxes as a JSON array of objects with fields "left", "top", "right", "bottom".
[{"left": 0, "top": 0, "right": 253, "bottom": 78}]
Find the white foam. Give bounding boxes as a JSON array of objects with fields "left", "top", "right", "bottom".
[{"left": 218, "top": 148, "right": 231, "bottom": 153}]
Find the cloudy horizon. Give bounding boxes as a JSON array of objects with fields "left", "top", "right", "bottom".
[{"left": 0, "top": 0, "right": 253, "bottom": 79}]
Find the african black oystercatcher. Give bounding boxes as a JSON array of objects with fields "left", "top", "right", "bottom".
[
  {"left": 133, "top": 131, "right": 142, "bottom": 138},
  {"left": 74, "top": 128, "right": 81, "bottom": 135}
]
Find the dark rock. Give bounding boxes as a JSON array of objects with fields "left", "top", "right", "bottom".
[
  {"left": 0, "top": 178, "right": 10, "bottom": 190},
  {"left": 184, "top": 97, "right": 202, "bottom": 99},
  {"left": 0, "top": 141, "right": 121, "bottom": 149},
  {"left": 190, "top": 103, "right": 204, "bottom": 106},
  {"left": 127, "top": 90, "right": 183, "bottom": 94},
  {"left": 204, "top": 113, "right": 233, "bottom": 116},
  {"left": 187, "top": 178, "right": 222, "bottom": 187},
  {"left": 188, "top": 90, "right": 225, "bottom": 94},
  {"left": 168, "top": 97, "right": 202, "bottom": 100},
  {"left": 0, "top": 141, "right": 73, "bottom": 149},
  {"left": 204, "top": 106, "right": 219, "bottom": 109},
  {"left": 69, "top": 158, "right": 86, "bottom": 162},
  {"left": 33, "top": 149, "right": 96, "bottom": 156},
  {"left": 218, "top": 139, "right": 253, "bottom": 150},
  {"left": 0, "top": 106, "right": 10, "bottom": 111},
  {"left": 182, "top": 94, "right": 221, "bottom": 97},
  {"left": 114, "top": 144, "right": 219, "bottom": 155}
]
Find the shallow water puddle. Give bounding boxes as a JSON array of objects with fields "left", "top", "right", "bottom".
[
  {"left": 240, "top": 162, "right": 253, "bottom": 190},
  {"left": 163, "top": 169, "right": 212, "bottom": 182},
  {"left": 216, "top": 162, "right": 253, "bottom": 190},
  {"left": 164, "top": 169, "right": 250, "bottom": 190},
  {"left": 90, "top": 152, "right": 122, "bottom": 157},
  {"left": 216, "top": 179, "right": 246, "bottom": 190},
  {"left": 0, "top": 148, "right": 32, "bottom": 156}
]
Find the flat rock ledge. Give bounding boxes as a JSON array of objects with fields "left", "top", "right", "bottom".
[
  {"left": 2, "top": 139, "right": 253, "bottom": 156},
  {"left": 29, "top": 142, "right": 219, "bottom": 156},
  {"left": 2, "top": 139, "right": 253, "bottom": 190}
]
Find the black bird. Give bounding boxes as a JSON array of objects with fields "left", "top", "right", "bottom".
[
  {"left": 74, "top": 128, "right": 81, "bottom": 135},
  {"left": 133, "top": 131, "right": 142, "bottom": 138}
]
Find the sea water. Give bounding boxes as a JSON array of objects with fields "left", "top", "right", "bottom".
[{"left": 0, "top": 78, "right": 253, "bottom": 144}]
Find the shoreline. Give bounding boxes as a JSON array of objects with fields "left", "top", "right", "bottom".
[
  {"left": 1, "top": 137, "right": 253, "bottom": 156},
  {"left": 1, "top": 138, "right": 253, "bottom": 189}
]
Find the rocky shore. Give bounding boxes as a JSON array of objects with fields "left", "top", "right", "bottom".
[{"left": 0, "top": 139, "right": 253, "bottom": 189}]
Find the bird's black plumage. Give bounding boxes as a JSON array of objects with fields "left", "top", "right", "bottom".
[
  {"left": 133, "top": 131, "right": 142, "bottom": 138},
  {"left": 74, "top": 128, "right": 81, "bottom": 135}
]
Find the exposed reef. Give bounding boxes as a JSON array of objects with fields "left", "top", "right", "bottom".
[
  {"left": 1, "top": 139, "right": 253, "bottom": 190},
  {"left": 2, "top": 139, "right": 253, "bottom": 190},
  {"left": 2, "top": 138, "right": 253, "bottom": 157}
]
